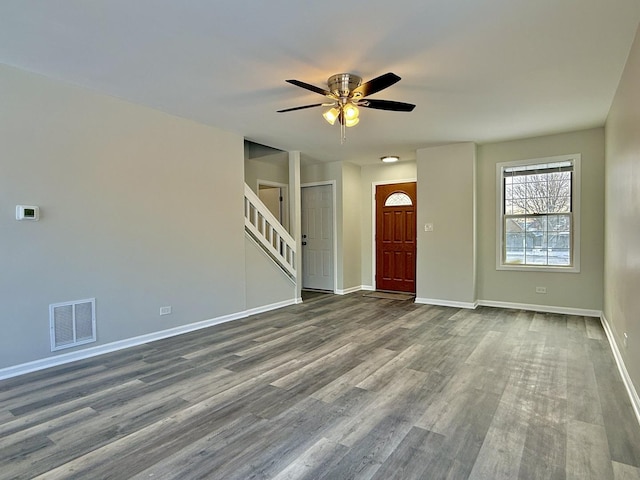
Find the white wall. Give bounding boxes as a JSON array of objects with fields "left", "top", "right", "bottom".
[
  {"left": 416, "top": 143, "right": 477, "bottom": 306},
  {"left": 477, "top": 128, "right": 605, "bottom": 312},
  {"left": 0, "top": 65, "right": 246, "bottom": 369},
  {"left": 359, "top": 161, "right": 417, "bottom": 289},
  {"left": 605, "top": 24, "right": 640, "bottom": 395}
]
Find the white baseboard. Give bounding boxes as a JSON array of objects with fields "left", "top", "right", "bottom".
[
  {"left": 244, "top": 298, "right": 299, "bottom": 316},
  {"left": 477, "top": 300, "right": 601, "bottom": 317},
  {"left": 600, "top": 313, "right": 640, "bottom": 427},
  {"left": 0, "top": 299, "right": 295, "bottom": 381},
  {"left": 336, "top": 286, "right": 364, "bottom": 295},
  {"left": 361, "top": 285, "right": 375, "bottom": 291},
  {"left": 415, "top": 297, "right": 478, "bottom": 309}
]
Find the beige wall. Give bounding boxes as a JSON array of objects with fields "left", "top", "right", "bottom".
[
  {"left": 0, "top": 65, "right": 246, "bottom": 368},
  {"left": 359, "top": 161, "right": 417, "bottom": 289},
  {"left": 244, "top": 236, "right": 296, "bottom": 310},
  {"left": 416, "top": 143, "right": 477, "bottom": 305},
  {"left": 244, "top": 153, "right": 289, "bottom": 194},
  {"left": 342, "top": 162, "right": 362, "bottom": 291},
  {"left": 477, "top": 128, "right": 605, "bottom": 312},
  {"left": 605, "top": 24, "right": 640, "bottom": 394}
]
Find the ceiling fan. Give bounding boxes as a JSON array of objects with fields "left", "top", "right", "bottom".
[{"left": 277, "top": 72, "right": 416, "bottom": 142}]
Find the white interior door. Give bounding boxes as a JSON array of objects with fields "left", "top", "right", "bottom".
[{"left": 301, "top": 184, "right": 334, "bottom": 291}]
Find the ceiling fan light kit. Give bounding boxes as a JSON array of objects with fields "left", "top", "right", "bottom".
[
  {"left": 278, "top": 72, "right": 416, "bottom": 143},
  {"left": 322, "top": 107, "right": 340, "bottom": 125}
]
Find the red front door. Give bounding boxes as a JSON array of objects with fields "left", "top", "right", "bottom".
[{"left": 375, "top": 182, "right": 417, "bottom": 293}]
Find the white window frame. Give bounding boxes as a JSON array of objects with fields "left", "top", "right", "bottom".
[{"left": 496, "top": 154, "right": 581, "bottom": 273}]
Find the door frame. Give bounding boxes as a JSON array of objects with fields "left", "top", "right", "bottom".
[
  {"left": 301, "top": 181, "right": 338, "bottom": 293},
  {"left": 257, "top": 179, "right": 289, "bottom": 232},
  {"left": 371, "top": 178, "right": 417, "bottom": 291}
]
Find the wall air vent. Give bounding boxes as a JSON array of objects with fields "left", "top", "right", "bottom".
[{"left": 49, "top": 298, "right": 96, "bottom": 351}]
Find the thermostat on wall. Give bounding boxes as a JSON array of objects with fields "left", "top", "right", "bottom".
[{"left": 16, "top": 205, "right": 39, "bottom": 221}]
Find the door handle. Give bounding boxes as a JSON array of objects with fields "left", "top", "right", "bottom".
[{"left": 302, "top": 241, "right": 307, "bottom": 245}]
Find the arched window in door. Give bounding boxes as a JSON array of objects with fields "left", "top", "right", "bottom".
[{"left": 384, "top": 192, "right": 413, "bottom": 207}]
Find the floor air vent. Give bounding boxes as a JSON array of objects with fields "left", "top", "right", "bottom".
[{"left": 50, "top": 298, "right": 96, "bottom": 351}]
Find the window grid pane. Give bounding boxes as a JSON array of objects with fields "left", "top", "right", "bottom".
[{"left": 503, "top": 213, "right": 572, "bottom": 266}]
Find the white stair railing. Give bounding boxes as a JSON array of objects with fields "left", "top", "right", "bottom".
[{"left": 244, "top": 184, "right": 296, "bottom": 279}]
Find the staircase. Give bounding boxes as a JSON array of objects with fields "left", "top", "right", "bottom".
[{"left": 244, "top": 184, "right": 296, "bottom": 281}]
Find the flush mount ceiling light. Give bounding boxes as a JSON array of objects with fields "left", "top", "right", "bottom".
[
  {"left": 278, "top": 72, "right": 416, "bottom": 143},
  {"left": 381, "top": 155, "right": 400, "bottom": 163}
]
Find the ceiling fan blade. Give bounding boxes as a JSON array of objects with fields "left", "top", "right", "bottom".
[
  {"left": 286, "top": 79, "right": 331, "bottom": 96},
  {"left": 352, "top": 72, "right": 401, "bottom": 97},
  {"left": 277, "top": 103, "right": 324, "bottom": 113},
  {"left": 361, "top": 99, "right": 416, "bottom": 112}
]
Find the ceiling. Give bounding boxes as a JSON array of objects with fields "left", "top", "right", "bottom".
[{"left": 1, "top": 1, "right": 639, "bottom": 165}]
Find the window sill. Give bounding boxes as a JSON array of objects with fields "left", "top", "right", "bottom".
[{"left": 496, "top": 263, "right": 580, "bottom": 273}]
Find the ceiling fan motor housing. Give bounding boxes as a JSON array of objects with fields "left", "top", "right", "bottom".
[{"left": 328, "top": 73, "right": 362, "bottom": 99}]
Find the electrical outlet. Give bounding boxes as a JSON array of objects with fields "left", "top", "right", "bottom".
[
  {"left": 535, "top": 286, "right": 547, "bottom": 294},
  {"left": 623, "top": 332, "right": 628, "bottom": 349},
  {"left": 424, "top": 223, "right": 434, "bottom": 232},
  {"left": 160, "top": 306, "right": 172, "bottom": 316}
]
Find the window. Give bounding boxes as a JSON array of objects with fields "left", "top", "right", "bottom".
[
  {"left": 384, "top": 192, "right": 413, "bottom": 206},
  {"left": 496, "top": 154, "right": 580, "bottom": 272}
]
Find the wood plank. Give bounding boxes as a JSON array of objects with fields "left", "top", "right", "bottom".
[
  {"left": 612, "top": 461, "right": 640, "bottom": 480},
  {"left": 585, "top": 317, "right": 607, "bottom": 340},
  {"left": 370, "top": 427, "right": 450, "bottom": 480},
  {"left": 566, "top": 419, "right": 614, "bottom": 480},
  {"left": 589, "top": 340, "right": 640, "bottom": 467},
  {"left": 311, "top": 348, "right": 397, "bottom": 403}
]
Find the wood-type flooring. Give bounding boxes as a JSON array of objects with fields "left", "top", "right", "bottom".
[{"left": 1, "top": 293, "right": 640, "bottom": 479}]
